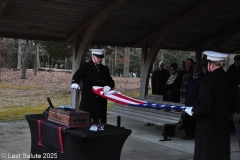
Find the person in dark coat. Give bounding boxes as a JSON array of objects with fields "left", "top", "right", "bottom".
[
  {"left": 71, "top": 49, "right": 115, "bottom": 124},
  {"left": 178, "top": 58, "right": 194, "bottom": 130},
  {"left": 162, "top": 63, "right": 182, "bottom": 103},
  {"left": 178, "top": 60, "right": 186, "bottom": 77},
  {"left": 185, "top": 51, "right": 239, "bottom": 160},
  {"left": 226, "top": 55, "right": 240, "bottom": 133},
  {"left": 201, "top": 64, "right": 209, "bottom": 76},
  {"left": 180, "top": 58, "right": 194, "bottom": 98},
  {"left": 226, "top": 55, "right": 240, "bottom": 86},
  {"left": 181, "top": 63, "right": 202, "bottom": 140},
  {"left": 151, "top": 61, "right": 170, "bottom": 95}
]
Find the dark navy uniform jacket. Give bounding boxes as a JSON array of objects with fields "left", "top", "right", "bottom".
[
  {"left": 192, "top": 68, "right": 238, "bottom": 160},
  {"left": 151, "top": 68, "right": 170, "bottom": 95},
  {"left": 72, "top": 60, "right": 115, "bottom": 123}
]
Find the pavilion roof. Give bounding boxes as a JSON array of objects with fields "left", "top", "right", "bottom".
[{"left": 0, "top": 0, "right": 240, "bottom": 53}]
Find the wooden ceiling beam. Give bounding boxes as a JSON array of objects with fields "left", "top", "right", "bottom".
[
  {"left": 133, "top": 0, "right": 224, "bottom": 47},
  {"left": 65, "top": 0, "right": 129, "bottom": 43},
  {"left": 65, "top": 21, "right": 90, "bottom": 43},
  {"left": 228, "top": 46, "right": 240, "bottom": 53},
  {"left": 91, "top": 41, "right": 133, "bottom": 47},
  {"left": 0, "top": 32, "right": 64, "bottom": 42},
  {"left": 185, "top": 21, "right": 240, "bottom": 51},
  {"left": 138, "top": 0, "right": 224, "bottom": 98},
  {"left": 0, "top": 0, "right": 10, "bottom": 17},
  {"left": 72, "top": 0, "right": 129, "bottom": 70}
]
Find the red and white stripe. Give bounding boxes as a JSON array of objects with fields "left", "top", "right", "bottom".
[{"left": 92, "top": 86, "right": 146, "bottom": 105}]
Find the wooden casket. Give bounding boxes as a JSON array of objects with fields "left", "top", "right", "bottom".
[{"left": 48, "top": 108, "right": 90, "bottom": 127}]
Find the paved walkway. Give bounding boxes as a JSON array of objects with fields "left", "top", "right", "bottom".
[{"left": 0, "top": 114, "right": 239, "bottom": 160}]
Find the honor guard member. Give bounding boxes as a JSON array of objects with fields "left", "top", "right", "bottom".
[
  {"left": 185, "top": 51, "right": 239, "bottom": 160},
  {"left": 71, "top": 49, "right": 115, "bottom": 124}
]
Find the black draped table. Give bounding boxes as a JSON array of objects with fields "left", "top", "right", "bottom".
[{"left": 25, "top": 114, "right": 132, "bottom": 160}]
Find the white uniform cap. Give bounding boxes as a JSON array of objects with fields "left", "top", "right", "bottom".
[
  {"left": 203, "top": 51, "right": 228, "bottom": 61},
  {"left": 90, "top": 49, "right": 105, "bottom": 58}
]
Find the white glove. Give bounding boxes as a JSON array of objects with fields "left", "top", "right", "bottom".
[
  {"left": 71, "top": 83, "right": 80, "bottom": 89},
  {"left": 103, "top": 86, "right": 111, "bottom": 93},
  {"left": 185, "top": 107, "right": 193, "bottom": 116}
]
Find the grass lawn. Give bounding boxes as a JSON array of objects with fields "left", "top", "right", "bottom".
[{"left": 0, "top": 83, "right": 140, "bottom": 121}]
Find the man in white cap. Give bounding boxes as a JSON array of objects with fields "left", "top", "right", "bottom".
[
  {"left": 71, "top": 49, "right": 115, "bottom": 124},
  {"left": 185, "top": 51, "right": 239, "bottom": 160}
]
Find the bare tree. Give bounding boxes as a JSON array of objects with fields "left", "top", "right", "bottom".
[
  {"left": 33, "top": 44, "right": 38, "bottom": 75},
  {"left": 64, "top": 58, "right": 68, "bottom": 69},
  {"left": 17, "top": 39, "right": 22, "bottom": 69},
  {"left": 33, "top": 43, "right": 40, "bottom": 75},
  {"left": 47, "top": 53, "right": 50, "bottom": 70},
  {"left": 114, "top": 47, "right": 117, "bottom": 76},
  {"left": 123, "top": 47, "right": 130, "bottom": 77},
  {"left": 0, "top": 38, "right": 2, "bottom": 81},
  {"left": 37, "top": 44, "right": 40, "bottom": 69},
  {"left": 111, "top": 53, "right": 114, "bottom": 75},
  {"left": 21, "top": 40, "right": 30, "bottom": 79}
]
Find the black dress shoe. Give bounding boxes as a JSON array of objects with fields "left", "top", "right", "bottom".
[{"left": 181, "top": 135, "right": 195, "bottom": 140}]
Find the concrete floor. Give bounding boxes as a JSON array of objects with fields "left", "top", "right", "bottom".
[{"left": 0, "top": 114, "right": 239, "bottom": 160}]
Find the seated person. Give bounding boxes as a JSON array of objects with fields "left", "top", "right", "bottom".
[{"left": 163, "top": 63, "right": 182, "bottom": 103}]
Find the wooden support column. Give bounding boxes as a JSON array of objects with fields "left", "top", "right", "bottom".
[
  {"left": 140, "top": 41, "right": 148, "bottom": 99},
  {"left": 140, "top": 41, "right": 161, "bottom": 99},
  {"left": 71, "top": 35, "right": 81, "bottom": 109},
  {"left": 72, "top": 35, "right": 81, "bottom": 75}
]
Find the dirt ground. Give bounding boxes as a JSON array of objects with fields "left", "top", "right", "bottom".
[{"left": 0, "top": 68, "right": 145, "bottom": 108}]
